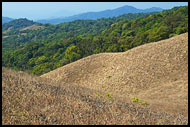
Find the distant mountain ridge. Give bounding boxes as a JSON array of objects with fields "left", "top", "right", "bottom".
[
  {"left": 36, "top": 5, "right": 163, "bottom": 24},
  {"left": 2, "top": 16, "right": 14, "bottom": 24}
]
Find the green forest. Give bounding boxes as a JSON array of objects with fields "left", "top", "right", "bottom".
[
  {"left": 2, "top": 12, "right": 155, "bottom": 53},
  {"left": 2, "top": 6, "right": 188, "bottom": 75}
]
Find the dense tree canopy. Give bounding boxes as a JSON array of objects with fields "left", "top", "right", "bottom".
[
  {"left": 2, "top": 12, "right": 156, "bottom": 53},
  {"left": 2, "top": 6, "right": 188, "bottom": 75}
]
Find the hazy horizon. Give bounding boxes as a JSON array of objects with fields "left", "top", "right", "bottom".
[{"left": 2, "top": 2, "right": 188, "bottom": 20}]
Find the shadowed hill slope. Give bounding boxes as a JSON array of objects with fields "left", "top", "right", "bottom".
[
  {"left": 2, "top": 67, "right": 188, "bottom": 125},
  {"left": 41, "top": 33, "right": 188, "bottom": 116}
]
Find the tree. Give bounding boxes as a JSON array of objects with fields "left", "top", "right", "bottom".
[
  {"left": 64, "top": 45, "right": 81, "bottom": 62},
  {"left": 35, "top": 56, "right": 48, "bottom": 65}
]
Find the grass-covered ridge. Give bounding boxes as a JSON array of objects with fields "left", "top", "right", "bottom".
[{"left": 2, "top": 67, "right": 188, "bottom": 125}]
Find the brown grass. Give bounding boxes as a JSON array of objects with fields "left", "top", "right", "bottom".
[
  {"left": 2, "top": 33, "right": 188, "bottom": 125},
  {"left": 20, "top": 24, "right": 44, "bottom": 31},
  {"left": 42, "top": 33, "right": 188, "bottom": 116},
  {"left": 2, "top": 27, "right": 12, "bottom": 34},
  {"left": 2, "top": 67, "right": 188, "bottom": 125},
  {"left": 2, "top": 25, "right": 44, "bottom": 39}
]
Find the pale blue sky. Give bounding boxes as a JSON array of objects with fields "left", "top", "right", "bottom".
[{"left": 2, "top": 2, "right": 188, "bottom": 20}]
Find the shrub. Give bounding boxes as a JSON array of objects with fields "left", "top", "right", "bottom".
[{"left": 131, "top": 97, "right": 148, "bottom": 105}]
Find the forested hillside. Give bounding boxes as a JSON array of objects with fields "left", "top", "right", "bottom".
[
  {"left": 2, "top": 18, "right": 37, "bottom": 31},
  {"left": 2, "top": 6, "right": 188, "bottom": 75},
  {"left": 2, "top": 12, "right": 155, "bottom": 53}
]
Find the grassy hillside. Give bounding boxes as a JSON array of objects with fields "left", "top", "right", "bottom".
[
  {"left": 3, "top": 68, "right": 186, "bottom": 125},
  {"left": 42, "top": 33, "right": 188, "bottom": 116},
  {"left": 2, "top": 33, "right": 188, "bottom": 125}
]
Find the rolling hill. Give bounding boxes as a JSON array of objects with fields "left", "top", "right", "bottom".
[
  {"left": 36, "top": 5, "right": 163, "bottom": 24},
  {"left": 2, "top": 33, "right": 188, "bottom": 125},
  {"left": 2, "top": 18, "right": 38, "bottom": 31},
  {"left": 41, "top": 33, "right": 188, "bottom": 116}
]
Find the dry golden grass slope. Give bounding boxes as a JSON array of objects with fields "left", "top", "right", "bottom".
[
  {"left": 42, "top": 33, "right": 188, "bottom": 116},
  {"left": 2, "top": 33, "right": 188, "bottom": 125},
  {"left": 4, "top": 68, "right": 189, "bottom": 125},
  {"left": 20, "top": 24, "right": 44, "bottom": 31}
]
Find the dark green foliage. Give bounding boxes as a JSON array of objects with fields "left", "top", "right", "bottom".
[
  {"left": 2, "top": 12, "right": 156, "bottom": 53},
  {"left": 2, "top": 18, "right": 36, "bottom": 31},
  {"left": 2, "top": 6, "right": 188, "bottom": 76}
]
